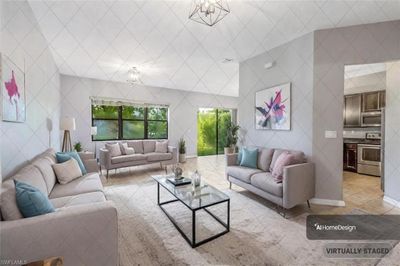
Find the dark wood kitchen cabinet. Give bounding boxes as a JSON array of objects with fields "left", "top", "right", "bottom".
[
  {"left": 344, "top": 94, "right": 362, "bottom": 127},
  {"left": 344, "top": 143, "right": 357, "bottom": 172}
]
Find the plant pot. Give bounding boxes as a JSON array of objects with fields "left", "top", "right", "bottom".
[
  {"left": 224, "top": 147, "right": 235, "bottom": 155},
  {"left": 179, "top": 153, "right": 186, "bottom": 163}
]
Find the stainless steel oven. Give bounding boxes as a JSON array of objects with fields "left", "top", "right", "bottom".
[
  {"left": 357, "top": 144, "right": 381, "bottom": 176},
  {"left": 361, "top": 111, "right": 382, "bottom": 127}
]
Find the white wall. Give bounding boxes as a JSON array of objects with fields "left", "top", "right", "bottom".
[
  {"left": 1, "top": 0, "right": 61, "bottom": 178},
  {"left": 60, "top": 75, "right": 238, "bottom": 156},
  {"left": 385, "top": 61, "right": 400, "bottom": 201},
  {"left": 238, "top": 33, "right": 314, "bottom": 156}
]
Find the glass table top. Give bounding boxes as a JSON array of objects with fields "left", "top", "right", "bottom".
[{"left": 152, "top": 174, "right": 230, "bottom": 210}]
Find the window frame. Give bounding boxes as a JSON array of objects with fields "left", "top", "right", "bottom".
[{"left": 91, "top": 105, "right": 168, "bottom": 141}]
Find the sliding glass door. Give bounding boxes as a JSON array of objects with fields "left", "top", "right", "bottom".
[{"left": 197, "top": 108, "right": 233, "bottom": 156}]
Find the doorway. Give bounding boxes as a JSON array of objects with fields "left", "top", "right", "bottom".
[
  {"left": 197, "top": 108, "right": 233, "bottom": 156},
  {"left": 342, "top": 62, "right": 386, "bottom": 210}
]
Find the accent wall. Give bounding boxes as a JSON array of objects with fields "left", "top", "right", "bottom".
[{"left": 1, "top": 0, "right": 61, "bottom": 178}]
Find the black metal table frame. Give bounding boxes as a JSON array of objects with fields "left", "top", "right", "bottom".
[{"left": 156, "top": 182, "right": 230, "bottom": 248}]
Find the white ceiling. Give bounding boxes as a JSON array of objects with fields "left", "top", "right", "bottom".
[
  {"left": 345, "top": 63, "right": 387, "bottom": 79},
  {"left": 29, "top": 0, "right": 400, "bottom": 97}
]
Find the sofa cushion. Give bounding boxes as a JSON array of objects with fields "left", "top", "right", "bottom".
[
  {"left": 52, "top": 158, "right": 83, "bottom": 185},
  {"left": 128, "top": 140, "right": 144, "bottom": 154},
  {"left": 257, "top": 148, "right": 274, "bottom": 172},
  {"left": 111, "top": 154, "right": 146, "bottom": 164},
  {"left": 56, "top": 151, "right": 87, "bottom": 175},
  {"left": 272, "top": 152, "right": 298, "bottom": 182},
  {"left": 0, "top": 179, "right": 23, "bottom": 220},
  {"left": 239, "top": 148, "right": 258, "bottom": 169},
  {"left": 14, "top": 180, "right": 55, "bottom": 218},
  {"left": 50, "top": 191, "right": 106, "bottom": 209},
  {"left": 270, "top": 149, "right": 306, "bottom": 171},
  {"left": 146, "top": 152, "right": 173, "bottom": 162},
  {"left": 143, "top": 140, "right": 156, "bottom": 153},
  {"left": 49, "top": 173, "right": 103, "bottom": 199},
  {"left": 13, "top": 165, "right": 48, "bottom": 196},
  {"left": 31, "top": 156, "right": 57, "bottom": 194},
  {"left": 105, "top": 143, "right": 122, "bottom": 157},
  {"left": 155, "top": 140, "right": 168, "bottom": 153},
  {"left": 251, "top": 172, "right": 283, "bottom": 197},
  {"left": 226, "top": 166, "right": 262, "bottom": 183}
]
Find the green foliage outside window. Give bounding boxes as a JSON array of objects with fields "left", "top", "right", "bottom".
[
  {"left": 92, "top": 104, "right": 168, "bottom": 140},
  {"left": 197, "top": 109, "right": 232, "bottom": 156}
]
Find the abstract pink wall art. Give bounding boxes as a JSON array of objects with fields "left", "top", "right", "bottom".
[
  {"left": 255, "top": 83, "right": 291, "bottom": 130},
  {"left": 2, "top": 55, "right": 26, "bottom": 122}
]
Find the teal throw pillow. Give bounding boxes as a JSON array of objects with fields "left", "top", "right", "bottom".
[
  {"left": 56, "top": 151, "right": 87, "bottom": 175},
  {"left": 240, "top": 148, "right": 258, "bottom": 169},
  {"left": 14, "top": 180, "right": 55, "bottom": 218},
  {"left": 237, "top": 147, "right": 243, "bottom": 165}
]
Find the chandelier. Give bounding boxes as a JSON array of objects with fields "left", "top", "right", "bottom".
[
  {"left": 189, "top": 0, "right": 230, "bottom": 27},
  {"left": 127, "top": 67, "right": 141, "bottom": 85}
]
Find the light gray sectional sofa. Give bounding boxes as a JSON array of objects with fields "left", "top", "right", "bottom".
[
  {"left": 0, "top": 149, "right": 118, "bottom": 266},
  {"left": 226, "top": 148, "right": 315, "bottom": 212},
  {"left": 100, "top": 140, "right": 177, "bottom": 178}
]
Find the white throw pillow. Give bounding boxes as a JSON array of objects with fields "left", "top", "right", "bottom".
[
  {"left": 125, "top": 147, "right": 135, "bottom": 155},
  {"left": 119, "top": 142, "right": 135, "bottom": 155},
  {"left": 155, "top": 140, "right": 168, "bottom": 153},
  {"left": 52, "top": 158, "right": 82, "bottom": 185},
  {"left": 106, "top": 143, "right": 122, "bottom": 157}
]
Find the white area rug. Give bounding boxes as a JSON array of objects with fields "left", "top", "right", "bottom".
[{"left": 104, "top": 170, "right": 398, "bottom": 266}]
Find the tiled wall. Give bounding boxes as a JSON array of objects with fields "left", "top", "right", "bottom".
[
  {"left": 1, "top": 0, "right": 61, "bottom": 178},
  {"left": 60, "top": 74, "right": 238, "bottom": 157},
  {"left": 313, "top": 20, "right": 400, "bottom": 201},
  {"left": 238, "top": 33, "right": 314, "bottom": 156}
]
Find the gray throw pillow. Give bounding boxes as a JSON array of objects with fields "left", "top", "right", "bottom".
[{"left": 155, "top": 140, "right": 168, "bottom": 153}]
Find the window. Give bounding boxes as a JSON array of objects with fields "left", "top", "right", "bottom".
[{"left": 92, "top": 104, "right": 168, "bottom": 141}]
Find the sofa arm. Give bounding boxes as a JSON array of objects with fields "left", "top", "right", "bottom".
[
  {"left": 226, "top": 153, "right": 238, "bottom": 166},
  {"left": 168, "top": 146, "right": 178, "bottom": 164},
  {"left": 99, "top": 148, "right": 111, "bottom": 170},
  {"left": 0, "top": 201, "right": 118, "bottom": 266},
  {"left": 282, "top": 162, "right": 315, "bottom": 209}
]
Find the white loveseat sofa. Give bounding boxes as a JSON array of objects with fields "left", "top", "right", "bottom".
[
  {"left": 0, "top": 149, "right": 118, "bottom": 266},
  {"left": 100, "top": 140, "right": 177, "bottom": 178}
]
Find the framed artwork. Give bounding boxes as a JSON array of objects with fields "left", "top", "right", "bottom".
[
  {"left": 1, "top": 55, "right": 26, "bottom": 122},
  {"left": 255, "top": 82, "right": 291, "bottom": 130}
]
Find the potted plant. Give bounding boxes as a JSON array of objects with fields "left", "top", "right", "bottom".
[
  {"left": 178, "top": 137, "right": 186, "bottom": 163},
  {"left": 224, "top": 121, "right": 240, "bottom": 155},
  {"left": 73, "top": 141, "right": 83, "bottom": 152}
]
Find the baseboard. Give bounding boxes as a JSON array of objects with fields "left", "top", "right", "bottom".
[
  {"left": 383, "top": 196, "right": 400, "bottom": 207},
  {"left": 309, "top": 198, "right": 346, "bottom": 207},
  {"left": 186, "top": 155, "right": 197, "bottom": 159}
]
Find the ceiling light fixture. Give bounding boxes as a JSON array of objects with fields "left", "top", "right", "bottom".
[
  {"left": 127, "top": 67, "right": 141, "bottom": 85},
  {"left": 189, "top": 0, "right": 230, "bottom": 27}
]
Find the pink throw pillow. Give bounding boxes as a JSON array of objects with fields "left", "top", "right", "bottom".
[{"left": 271, "top": 152, "right": 296, "bottom": 183}]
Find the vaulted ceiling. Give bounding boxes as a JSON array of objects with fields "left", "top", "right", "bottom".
[{"left": 29, "top": 0, "right": 400, "bottom": 96}]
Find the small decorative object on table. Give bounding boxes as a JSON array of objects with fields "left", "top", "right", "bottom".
[
  {"left": 191, "top": 170, "right": 201, "bottom": 188},
  {"left": 73, "top": 141, "right": 82, "bottom": 152},
  {"left": 167, "top": 176, "right": 191, "bottom": 186},
  {"left": 173, "top": 164, "right": 183, "bottom": 180}
]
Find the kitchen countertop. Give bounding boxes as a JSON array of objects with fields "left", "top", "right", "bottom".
[{"left": 343, "top": 138, "right": 380, "bottom": 145}]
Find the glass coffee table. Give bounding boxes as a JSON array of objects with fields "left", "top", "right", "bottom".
[{"left": 152, "top": 174, "right": 230, "bottom": 248}]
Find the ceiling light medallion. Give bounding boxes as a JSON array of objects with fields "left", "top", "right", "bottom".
[
  {"left": 189, "top": 0, "right": 230, "bottom": 27},
  {"left": 127, "top": 67, "right": 141, "bottom": 85}
]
